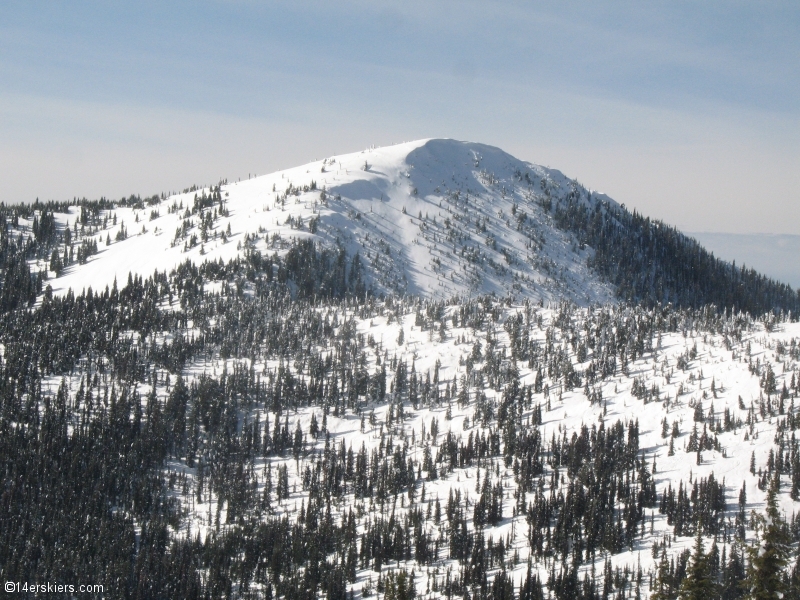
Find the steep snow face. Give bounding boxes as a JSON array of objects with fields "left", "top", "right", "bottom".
[{"left": 45, "top": 139, "right": 616, "bottom": 304}]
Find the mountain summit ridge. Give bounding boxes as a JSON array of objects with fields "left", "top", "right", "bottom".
[
  {"left": 45, "top": 138, "right": 616, "bottom": 305},
  {"left": 17, "top": 137, "right": 798, "bottom": 315}
]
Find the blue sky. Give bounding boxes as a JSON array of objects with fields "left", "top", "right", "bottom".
[{"left": 2, "top": 1, "right": 799, "bottom": 234}]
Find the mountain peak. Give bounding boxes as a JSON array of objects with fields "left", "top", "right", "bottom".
[
  {"left": 46, "top": 138, "right": 617, "bottom": 304},
  {"left": 27, "top": 138, "right": 798, "bottom": 316}
]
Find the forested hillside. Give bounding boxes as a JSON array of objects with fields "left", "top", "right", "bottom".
[
  {"left": 1, "top": 139, "right": 800, "bottom": 599},
  {"left": 552, "top": 197, "right": 799, "bottom": 313},
  {"left": 0, "top": 243, "right": 799, "bottom": 597}
]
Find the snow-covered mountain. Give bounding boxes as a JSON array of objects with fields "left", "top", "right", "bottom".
[
  {"left": 3, "top": 139, "right": 800, "bottom": 599},
  {"left": 41, "top": 139, "right": 617, "bottom": 304}
]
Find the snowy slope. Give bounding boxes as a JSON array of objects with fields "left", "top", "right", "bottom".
[
  {"left": 39, "top": 296, "right": 800, "bottom": 597},
  {"left": 41, "top": 139, "right": 616, "bottom": 304},
  {"left": 173, "top": 302, "right": 797, "bottom": 597}
]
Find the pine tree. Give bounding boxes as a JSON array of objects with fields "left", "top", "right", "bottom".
[
  {"left": 384, "top": 570, "right": 416, "bottom": 600},
  {"left": 519, "top": 562, "right": 545, "bottom": 600},
  {"left": 721, "top": 543, "right": 746, "bottom": 600},
  {"left": 677, "top": 531, "right": 718, "bottom": 600},
  {"left": 742, "top": 476, "right": 791, "bottom": 599},
  {"left": 651, "top": 551, "right": 680, "bottom": 600}
]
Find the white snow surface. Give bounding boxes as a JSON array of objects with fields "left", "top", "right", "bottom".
[{"left": 45, "top": 139, "right": 616, "bottom": 304}]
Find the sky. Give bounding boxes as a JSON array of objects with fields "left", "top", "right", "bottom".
[{"left": 1, "top": 1, "right": 799, "bottom": 236}]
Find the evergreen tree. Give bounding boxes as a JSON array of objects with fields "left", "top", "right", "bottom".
[
  {"left": 721, "top": 544, "right": 746, "bottom": 600},
  {"left": 384, "top": 570, "right": 415, "bottom": 600},
  {"left": 742, "top": 477, "right": 791, "bottom": 600},
  {"left": 677, "top": 531, "right": 718, "bottom": 600}
]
